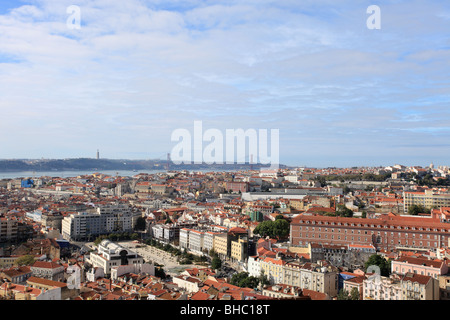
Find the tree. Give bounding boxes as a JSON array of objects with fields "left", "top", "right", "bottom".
[
  {"left": 365, "top": 254, "right": 390, "bottom": 277},
  {"left": 230, "top": 272, "right": 264, "bottom": 289},
  {"left": 135, "top": 216, "right": 147, "bottom": 231},
  {"left": 258, "top": 270, "right": 270, "bottom": 287},
  {"left": 337, "top": 288, "right": 350, "bottom": 300},
  {"left": 315, "top": 176, "right": 327, "bottom": 187},
  {"left": 131, "top": 233, "right": 139, "bottom": 240},
  {"left": 253, "top": 218, "right": 290, "bottom": 239},
  {"left": 155, "top": 266, "right": 167, "bottom": 279},
  {"left": 343, "top": 186, "right": 351, "bottom": 194},
  {"left": 94, "top": 235, "right": 108, "bottom": 246},
  {"left": 211, "top": 255, "right": 222, "bottom": 270},
  {"left": 272, "top": 218, "right": 290, "bottom": 238},
  {"left": 14, "top": 255, "right": 35, "bottom": 266},
  {"left": 408, "top": 204, "right": 430, "bottom": 215},
  {"left": 336, "top": 204, "right": 353, "bottom": 218},
  {"left": 253, "top": 220, "right": 272, "bottom": 238},
  {"left": 349, "top": 287, "right": 360, "bottom": 300}
]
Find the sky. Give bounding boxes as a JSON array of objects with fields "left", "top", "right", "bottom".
[{"left": 0, "top": 0, "right": 449, "bottom": 168}]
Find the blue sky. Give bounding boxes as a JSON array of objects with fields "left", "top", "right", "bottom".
[{"left": 0, "top": 0, "right": 449, "bottom": 168}]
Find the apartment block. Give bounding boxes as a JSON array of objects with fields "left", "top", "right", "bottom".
[
  {"left": 290, "top": 213, "right": 450, "bottom": 252},
  {"left": 0, "top": 218, "right": 18, "bottom": 242},
  {"left": 61, "top": 205, "right": 133, "bottom": 241},
  {"left": 403, "top": 190, "right": 450, "bottom": 212},
  {"left": 401, "top": 273, "right": 439, "bottom": 300},
  {"left": 282, "top": 261, "right": 338, "bottom": 297},
  {"left": 363, "top": 274, "right": 402, "bottom": 300}
]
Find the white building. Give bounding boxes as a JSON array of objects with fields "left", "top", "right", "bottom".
[
  {"left": 172, "top": 275, "right": 203, "bottom": 293},
  {"left": 179, "top": 228, "right": 190, "bottom": 250},
  {"left": 188, "top": 229, "right": 205, "bottom": 254},
  {"left": 111, "top": 263, "right": 154, "bottom": 281},
  {"left": 363, "top": 274, "right": 402, "bottom": 300},
  {"left": 247, "top": 256, "right": 262, "bottom": 278},
  {"left": 61, "top": 205, "right": 133, "bottom": 241},
  {"left": 203, "top": 231, "right": 219, "bottom": 254},
  {"left": 88, "top": 240, "right": 145, "bottom": 275},
  {"left": 86, "top": 267, "right": 105, "bottom": 282}
]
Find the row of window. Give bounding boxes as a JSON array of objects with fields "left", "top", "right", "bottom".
[{"left": 296, "top": 220, "right": 449, "bottom": 233}]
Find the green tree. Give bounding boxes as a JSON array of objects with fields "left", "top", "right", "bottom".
[
  {"left": 365, "top": 254, "right": 391, "bottom": 277},
  {"left": 253, "top": 218, "right": 290, "bottom": 239},
  {"left": 94, "top": 235, "right": 108, "bottom": 246},
  {"left": 14, "top": 255, "right": 35, "bottom": 266},
  {"left": 337, "top": 288, "right": 350, "bottom": 300},
  {"left": 135, "top": 216, "right": 147, "bottom": 231},
  {"left": 130, "top": 233, "right": 139, "bottom": 240},
  {"left": 155, "top": 266, "right": 167, "bottom": 279},
  {"left": 315, "top": 176, "right": 327, "bottom": 187},
  {"left": 211, "top": 255, "right": 222, "bottom": 270},
  {"left": 336, "top": 204, "right": 353, "bottom": 218},
  {"left": 258, "top": 270, "right": 270, "bottom": 287},
  {"left": 253, "top": 220, "right": 272, "bottom": 238},
  {"left": 272, "top": 218, "right": 290, "bottom": 238},
  {"left": 350, "top": 287, "right": 360, "bottom": 300},
  {"left": 230, "top": 272, "right": 263, "bottom": 289},
  {"left": 408, "top": 204, "right": 430, "bottom": 215}
]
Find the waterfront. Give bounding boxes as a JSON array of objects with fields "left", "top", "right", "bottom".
[
  {"left": 0, "top": 168, "right": 243, "bottom": 180},
  {"left": 0, "top": 170, "right": 165, "bottom": 180}
]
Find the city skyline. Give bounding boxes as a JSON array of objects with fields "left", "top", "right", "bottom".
[{"left": 0, "top": 0, "right": 449, "bottom": 168}]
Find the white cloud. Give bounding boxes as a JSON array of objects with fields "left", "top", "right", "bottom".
[{"left": 0, "top": 0, "right": 449, "bottom": 166}]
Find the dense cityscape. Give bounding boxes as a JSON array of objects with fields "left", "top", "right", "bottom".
[
  {"left": 1, "top": 163, "right": 450, "bottom": 302},
  {"left": 1, "top": 1, "right": 449, "bottom": 316}
]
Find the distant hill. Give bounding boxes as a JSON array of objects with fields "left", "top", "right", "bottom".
[{"left": 0, "top": 158, "right": 286, "bottom": 172}]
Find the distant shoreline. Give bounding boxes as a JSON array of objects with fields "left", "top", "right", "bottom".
[{"left": 0, "top": 158, "right": 285, "bottom": 176}]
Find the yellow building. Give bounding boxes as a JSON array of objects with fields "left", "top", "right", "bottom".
[
  {"left": 213, "top": 233, "right": 228, "bottom": 260},
  {"left": 230, "top": 237, "right": 248, "bottom": 263},
  {"left": 260, "top": 257, "right": 286, "bottom": 284},
  {"left": 0, "top": 256, "right": 19, "bottom": 269},
  {"left": 403, "top": 190, "right": 450, "bottom": 212}
]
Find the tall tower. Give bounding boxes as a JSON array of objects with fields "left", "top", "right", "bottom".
[
  {"left": 96, "top": 149, "right": 100, "bottom": 160},
  {"left": 166, "top": 153, "right": 171, "bottom": 170}
]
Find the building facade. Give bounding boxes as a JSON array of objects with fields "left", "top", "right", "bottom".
[
  {"left": 403, "top": 190, "right": 450, "bottom": 212},
  {"left": 0, "top": 218, "right": 18, "bottom": 242},
  {"left": 61, "top": 205, "right": 133, "bottom": 241},
  {"left": 88, "top": 240, "right": 144, "bottom": 275},
  {"left": 290, "top": 213, "right": 450, "bottom": 252},
  {"left": 363, "top": 274, "right": 402, "bottom": 300}
]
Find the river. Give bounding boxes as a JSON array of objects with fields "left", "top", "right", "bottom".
[
  {"left": 0, "top": 168, "right": 241, "bottom": 180},
  {"left": 0, "top": 170, "right": 165, "bottom": 180}
]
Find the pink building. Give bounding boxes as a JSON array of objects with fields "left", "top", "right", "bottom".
[
  {"left": 226, "top": 182, "right": 249, "bottom": 193},
  {"left": 391, "top": 256, "right": 448, "bottom": 279}
]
